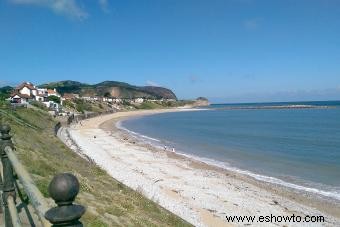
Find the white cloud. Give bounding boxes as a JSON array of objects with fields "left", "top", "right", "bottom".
[
  {"left": 146, "top": 81, "right": 160, "bottom": 87},
  {"left": 9, "top": 0, "right": 88, "bottom": 20},
  {"left": 98, "top": 0, "right": 109, "bottom": 13}
]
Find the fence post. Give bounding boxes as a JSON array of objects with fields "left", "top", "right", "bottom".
[
  {"left": 0, "top": 124, "right": 16, "bottom": 227},
  {"left": 45, "top": 173, "right": 85, "bottom": 227},
  {"left": 54, "top": 122, "right": 61, "bottom": 136}
]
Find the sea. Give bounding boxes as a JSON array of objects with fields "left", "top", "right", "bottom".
[{"left": 119, "top": 101, "right": 340, "bottom": 200}]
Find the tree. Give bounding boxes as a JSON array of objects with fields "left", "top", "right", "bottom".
[{"left": 48, "top": 95, "right": 61, "bottom": 104}]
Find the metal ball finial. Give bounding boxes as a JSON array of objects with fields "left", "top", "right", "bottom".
[
  {"left": 49, "top": 173, "right": 79, "bottom": 206},
  {"left": 45, "top": 173, "right": 85, "bottom": 226}
]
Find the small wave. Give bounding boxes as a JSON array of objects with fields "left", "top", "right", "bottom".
[
  {"left": 116, "top": 120, "right": 340, "bottom": 201},
  {"left": 116, "top": 121, "right": 161, "bottom": 142},
  {"left": 172, "top": 152, "right": 340, "bottom": 201}
]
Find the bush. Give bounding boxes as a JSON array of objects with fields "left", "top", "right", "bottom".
[
  {"left": 30, "top": 101, "right": 48, "bottom": 110},
  {"left": 74, "top": 99, "right": 92, "bottom": 113},
  {"left": 136, "top": 102, "right": 163, "bottom": 109},
  {"left": 63, "top": 100, "right": 75, "bottom": 109},
  {"left": 47, "top": 95, "right": 60, "bottom": 104},
  {"left": 0, "top": 100, "right": 10, "bottom": 108}
]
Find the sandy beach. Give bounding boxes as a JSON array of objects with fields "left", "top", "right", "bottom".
[{"left": 59, "top": 109, "right": 340, "bottom": 227}]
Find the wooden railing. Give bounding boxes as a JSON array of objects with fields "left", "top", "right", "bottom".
[{"left": 0, "top": 124, "right": 85, "bottom": 227}]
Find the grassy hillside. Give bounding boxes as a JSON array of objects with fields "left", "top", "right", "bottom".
[
  {"left": 0, "top": 107, "right": 191, "bottom": 227},
  {"left": 40, "top": 80, "right": 177, "bottom": 100}
]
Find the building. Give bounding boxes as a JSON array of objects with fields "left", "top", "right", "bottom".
[
  {"left": 9, "top": 93, "right": 33, "bottom": 104},
  {"left": 133, "top": 98, "right": 144, "bottom": 104},
  {"left": 9, "top": 82, "right": 61, "bottom": 109},
  {"left": 112, "top": 98, "right": 122, "bottom": 103},
  {"left": 47, "top": 89, "right": 61, "bottom": 98},
  {"left": 62, "top": 93, "right": 78, "bottom": 100},
  {"left": 9, "top": 82, "right": 37, "bottom": 103}
]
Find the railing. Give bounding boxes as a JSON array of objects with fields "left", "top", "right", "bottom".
[
  {"left": 9, "top": 103, "right": 28, "bottom": 109},
  {"left": 0, "top": 124, "right": 85, "bottom": 227}
]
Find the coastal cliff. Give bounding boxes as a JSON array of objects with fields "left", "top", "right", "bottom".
[
  {"left": 192, "top": 97, "right": 210, "bottom": 106},
  {"left": 183, "top": 97, "right": 210, "bottom": 108},
  {"left": 39, "top": 80, "right": 177, "bottom": 100}
]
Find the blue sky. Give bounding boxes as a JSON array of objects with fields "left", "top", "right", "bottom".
[{"left": 1, "top": 0, "right": 340, "bottom": 103}]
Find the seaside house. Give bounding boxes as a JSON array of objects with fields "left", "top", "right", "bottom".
[
  {"left": 112, "top": 98, "right": 122, "bottom": 103},
  {"left": 134, "top": 98, "right": 144, "bottom": 104},
  {"left": 103, "top": 97, "right": 114, "bottom": 102},
  {"left": 9, "top": 82, "right": 61, "bottom": 111},
  {"left": 62, "top": 93, "right": 78, "bottom": 101},
  {"left": 9, "top": 93, "right": 33, "bottom": 104},
  {"left": 9, "top": 82, "right": 37, "bottom": 103},
  {"left": 35, "top": 88, "right": 49, "bottom": 102},
  {"left": 81, "top": 96, "right": 91, "bottom": 101},
  {"left": 47, "top": 89, "right": 61, "bottom": 98}
]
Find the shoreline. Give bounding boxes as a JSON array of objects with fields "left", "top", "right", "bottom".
[
  {"left": 117, "top": 118, "right": 340, "bottom": 202},
  {"left": 65, "top": 108, "right": 340, "bottom": 226}
]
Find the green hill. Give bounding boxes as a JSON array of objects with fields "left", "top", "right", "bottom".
[{"left": 39, "top": 80, "right": 177, "bottom": 100}]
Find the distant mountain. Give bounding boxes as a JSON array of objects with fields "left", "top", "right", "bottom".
[{"left": 39, "top": 80, "right": 177, "bottom": 100}]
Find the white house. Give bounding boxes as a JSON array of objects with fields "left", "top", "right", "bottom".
[
  {"left": 16, "top": 82, "right": 37, "bottom": 96},
  {"left": 133, "top": 98, "right": 144, "bottom": 104},
  {"left": 47, "top": 89, "right": 61, "bottom": 98},
  {"left": 112, "top": 98, "right": 122, "bottom": 103},
  {"left": 9, "top": 82, "right": 61, "bottom": 108},
  {"left": 10, "top": 82, "right": 37, "bottom": 103},
  {"left": 9, "top": 93, "right": 33, "bottom": 104}
]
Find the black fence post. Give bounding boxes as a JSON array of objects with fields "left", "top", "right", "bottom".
[
  {"left": 45, "top": 173, "right": 85, "bottom": 227},
  {"left": 54, "top": 122, "right": 61, "bottom": 136},
  {"left": 0, "top": 124, "right": 16, "bottom": 227}
]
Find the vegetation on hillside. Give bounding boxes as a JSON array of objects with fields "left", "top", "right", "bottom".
[
  {"left": 47, "top": 95, "right": 61, "bottom": 104},
  {"left": 30, "top": 100, "right": 49, "bottom": 110},
  {"left": 0, "top": 86, "right": 13, "bottom": 100},
  {"left": 0, "top": 107, "right": 191, "bottom": 227},
  {"left": 39, "top": 80, "right": 177, "bottom": 100}
]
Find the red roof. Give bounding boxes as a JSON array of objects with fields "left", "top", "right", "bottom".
[
  {"left": 11, "top": 92, "right": 32, "bottom": 99},
  {"left": 47, "top": 89, "right": 56, "bottom": 94},
  {"left": 16, "top": 82, "right": 36, "bottom": 91},
  {"left": 63, "top": 93, "right": 76, "bottom": 99}
]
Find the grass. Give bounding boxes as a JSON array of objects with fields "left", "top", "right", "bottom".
[
  {"left": 0, "top": 107, "right": 192, "bottom": 227},
  {"left": 135, "top": 101, "right": 165, "bottom": 109}
]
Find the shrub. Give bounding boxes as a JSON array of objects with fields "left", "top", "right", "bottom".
[
  {"left": 30, "top": 101, "right": 48, "bottom": 110},
  {"left": 47, "top": 95, "right": 61, "bottom": 104}
]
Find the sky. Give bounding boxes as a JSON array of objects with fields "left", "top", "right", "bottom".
[{"left": 0, "top": 0, "right": 340, "bottom": 103}]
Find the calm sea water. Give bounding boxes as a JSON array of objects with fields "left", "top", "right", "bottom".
[{"left": 121, "top": 101, "right": 340, "bottom": 200}]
